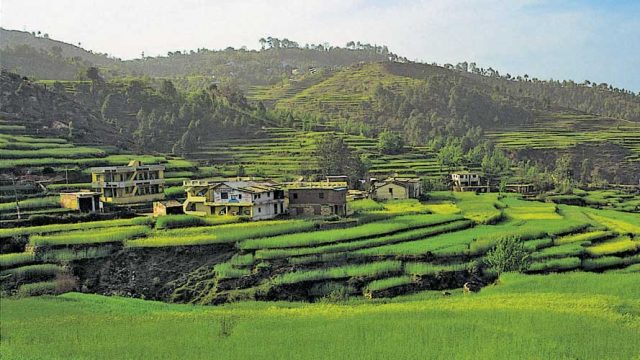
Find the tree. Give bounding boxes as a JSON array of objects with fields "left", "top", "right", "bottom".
[
  {"left": 315, "top": 134, "right": 367, "bottom": 186},
  {"left": 86, "top": 67, "right": 104, "bottom": 84},
  {"left": 160, "top": 79, "right": 178, "bottom": 98},
  {"left": 258, "top": 38, "right": 267, "bottom": 50},
  {"left": 437, "top": 142, "right": 463, "bottom": 171},
  {"left": 552, "top": 154, "right": 574, "bottom": 192},
  {"left": 481, "top": 148, "right": 510, "bottom": 187},
  {"left": 377, "top": 130, "right": 405, "bottom": 155},
  {"left": 484, "top": 236, "right": 531, "bottom": 275}
]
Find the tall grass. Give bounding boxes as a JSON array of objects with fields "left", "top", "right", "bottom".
[
  {"left": 16, "top": 281, "right": 57, "bottom": 296},
  {"left": 453, "top": 192, "right": 503, "bottom": 224},
  {"left": 0, "top": 217, "right": 152, "bottom": 238},
  {"left": 254, "top": 220, "right": 471, "bottom": 260},
  {"left": 582, "top": 254, "right": 640, "bottom": 270},
  {"left": 242, "top": 214, "right": 460, "bottom": 250},
  {"left": 0, "top": 147, "right": 106, "bottom": 159},
  {"left": 531, "top": 242, "right": 589, "bottom": 260},
  {"left": 155, "top": 215, "right": 242, "bottom": 229},
  {"left": 30, "top": 226, "right": 150, "bottom": 246},
  {"left": 555, "top": 230, "right": 614, "bottom": 245},
  {"left": 404, "top": 262, "right": 468, "bottom": 275},
  {"left": 0, "top": 196, "right": 60, "bottom": 214},
  {"left": 1, "top": 264, "right": 63, "bottom": 279},
  {"left": 40, "top": 247, "right": 115, "bottom": 262},
  {"left": 0, "top": 252, "right": 35, "bottom": 268},
  {"left": 214, "top": 263, "right": 252, "bottom": 280},
  {"left": 365, "top": 275, "right": 413, "bottom": 292},
  {"left": 128, "top": 220, "right": 316, "bottom": 247},
  {"left": 527, "top": 257, "right": 582, "bottom": 272},
  {"left": 272, "top": 260, "right": 402, "bottom": 285},
  {"left": 348, "top": 199, "right": 385, "bottom": 213},
  {"left": 586, "top": 236, "right": 639, "bottom": 256}
]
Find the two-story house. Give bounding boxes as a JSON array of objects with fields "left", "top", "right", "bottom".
[
  {"left": 287, "top": 182, "right": 348, "bottom": 217},
  {"left": 450, "top": 172, "right": 490, "bottom": 192},
  {"left": 183, "top": 180, "right": 285, "bottom": 220},
  {"left": 91, "top": 160, "right": 165, "bottom": 204}
]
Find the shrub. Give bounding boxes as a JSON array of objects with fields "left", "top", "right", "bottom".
[{"left": 484, "top": 236, "right": 531, "bottom": 275}]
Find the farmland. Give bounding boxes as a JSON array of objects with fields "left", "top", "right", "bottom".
[
  {"left": 2, "top": 193, "right": 638, "bottom": 307},
  {"left": 1, "top": 272, "right": 638, "bottom": 360}
]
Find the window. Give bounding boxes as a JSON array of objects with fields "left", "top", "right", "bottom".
[
  {"left": 221, "top": 192, "right": 228, "bottom": 199},
  {"left": 388, "top": 188, "right": 393, "bottom": 194},
  {"left": 238, "top": 194, "right": 242, "bottom": 200},
  {"left": 293, "top": 193, "right": 298, "bottom": 199},
  {"left": 274, "top": 204, "right": 278, "bottom": 213},
  {"left": 319, "top": 192, "right": 324, "bottom": 199},
  {"left": 258, "top": 207, "right": 261, "bottom": 213}
]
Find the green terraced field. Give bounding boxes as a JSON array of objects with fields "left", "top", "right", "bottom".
[
  {"left": 486, "top": 113, "right": 640, "bottom": 164},
  {"left": 4, "top": 193, "right": 637, "bottom": 309},
  {"left": 2, "top": 272, "right": 638, "bottom": 360}
]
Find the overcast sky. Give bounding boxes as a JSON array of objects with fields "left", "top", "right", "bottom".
[{"left": 1, "top": 0, "right": 638, "bottom": 91}]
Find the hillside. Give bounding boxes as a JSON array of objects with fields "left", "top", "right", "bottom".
[{"left": 0, "top": 70, "right": 124, "bottom": 146}]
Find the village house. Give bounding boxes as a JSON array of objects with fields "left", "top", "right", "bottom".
[
  {"left": 90, "top": 160, "right": 165, "bottom": 204},
  {"left": 59, "top": 191, "right": 102, "bottom": 213},
  {"left": 287, "top": 182, "right": 348, "bottom": 217},
  {"left": 451, "top": 172, "right": 490, "bottom": 193},
  {"left": 370, "top": 177, "right": 421, "bottom": 201},
  {"left": 153, "top": 200, "right": 184, "bottom": 216},
  {"left": 505, "top": 183, "right": 535, "bottom": 195},
  {"left": 183, "top": 180, "right": 285, "bottom": 220}
]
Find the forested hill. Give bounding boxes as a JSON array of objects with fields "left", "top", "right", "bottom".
[{"left": 0, "top": 70, "right": 124, "bottom": 146}]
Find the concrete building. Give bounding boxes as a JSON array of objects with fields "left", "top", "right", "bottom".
[
  {"left": 287, "top": 183, "right": 348, "bottom": 217},
  {"left": 451, "top": 172, "right": 489, "bottom": 192},
  {"left": 370, "top": 177, "right": 421, "bottom": 201},
  {"left": 183, "top": 180, "right": 285, "bottom": 220},
  {"left": 91, "top": 160, "right": 165, "bottom": 204},
  {"left": 59, "top": 191, "right": 102, "bottom": 212},
  {"left": 505, "top": 183, "right": 535, "bottom": 195}
]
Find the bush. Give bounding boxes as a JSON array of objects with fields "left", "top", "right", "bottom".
[{"left": 484, "top": 236, "right": 531, "bottom": 275}]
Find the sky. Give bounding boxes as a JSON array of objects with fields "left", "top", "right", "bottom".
[{"left": 1, "top": 0, "right": 639, "bottom": 91}]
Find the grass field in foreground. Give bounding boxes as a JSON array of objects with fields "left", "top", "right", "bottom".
[{"left": 1, "top": 272, "right": 638, "bottom": 360}]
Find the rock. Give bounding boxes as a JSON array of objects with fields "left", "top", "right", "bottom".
[{"left": 463, "top": 282, "right": 481, "bottom": 293}]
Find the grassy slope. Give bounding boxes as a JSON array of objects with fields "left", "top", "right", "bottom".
[{"left": 1, "top": 272, "right": 639, "bottom": 360}]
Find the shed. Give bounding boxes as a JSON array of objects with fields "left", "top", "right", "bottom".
[
  {"left": 60, "top": 191, "right": 102, "bottom": 213},
  {"left": 153, "top": 200, "right": 184, "bottom": 216}
]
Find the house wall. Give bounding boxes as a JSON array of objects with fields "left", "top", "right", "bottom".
[
  {"left": 59, "top": 193, "right": 79, "bottom": 210},
  {"left": 288, "top": 188, "right": 347, "bottom": 217},
  {"left": 372, "top": 183, "right": 408, "bottom": 200}
]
